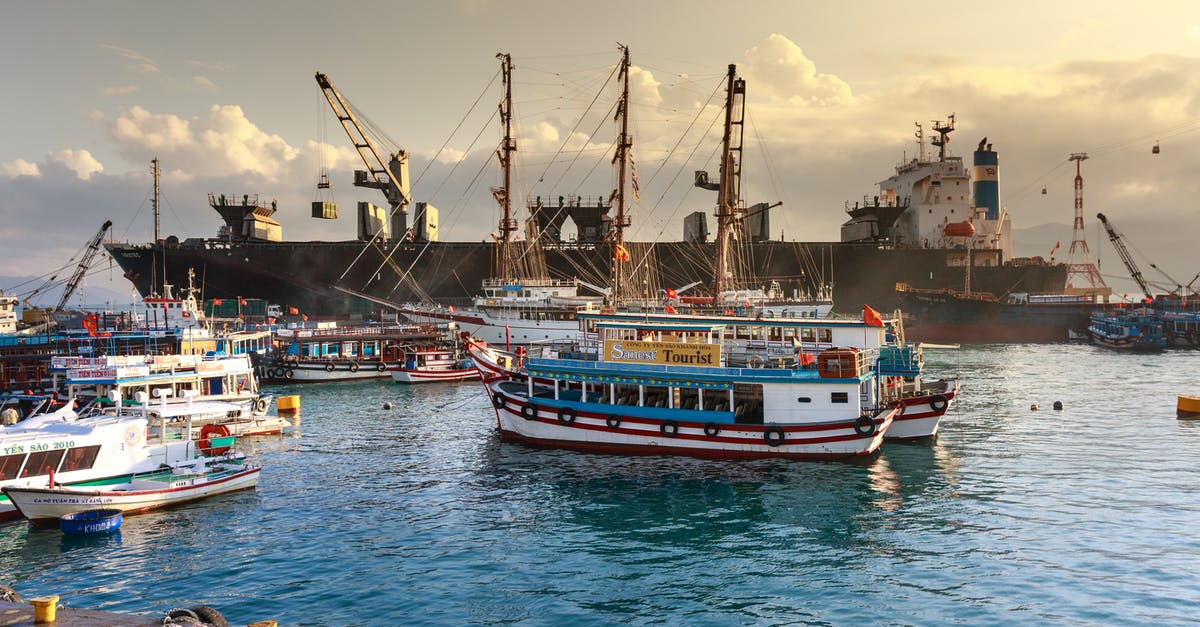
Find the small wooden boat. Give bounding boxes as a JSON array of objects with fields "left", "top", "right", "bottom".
[
  {"left": 389, "top": 343, "right": 479, "bottom": 384},
  {"left": 1178, "top": 395, "right": 1200, "bottom": 419},
  {"left": 3, "top": 459, "right": 260, "bottom": 524},
  {"left": 59, "top": 508, "right": 122, "bottom": 535}
]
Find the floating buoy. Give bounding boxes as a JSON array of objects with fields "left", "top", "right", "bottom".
[
  {"left": 1053, "top": 401, "right": 1063, "bottom": 411},
  {"left": 383, "top": 402, "right": 393, "bottom": 410},
  {"left": 1030, "top": 403, "right": 1039, "bottom": 411},
  {"left": 1177, "top": 395, "right": 1200, "bottom": 419}
]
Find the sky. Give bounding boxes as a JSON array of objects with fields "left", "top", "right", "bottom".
[{"left": 4, "top": 0, "right": 1200, "bottom": 305}]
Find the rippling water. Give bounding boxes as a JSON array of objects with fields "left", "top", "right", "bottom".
[{"left": 3, "top": 344, "right": 1200, "bottom": 625}]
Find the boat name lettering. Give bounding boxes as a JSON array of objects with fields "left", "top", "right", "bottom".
[
  {"left": 603, "top": 340, "right": 721, "bottom": 365},
  {"left": 610, "top": 343, "right": 657, "bottom": 362},
  {"left": 31, "top": 497, "right": 113, "bottom": 505},
  {"left": 2, "top": 445, "right": 25, "bottom": 455}
]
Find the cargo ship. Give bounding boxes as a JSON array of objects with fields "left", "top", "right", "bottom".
[{"left": 104, "top": 116, "right": 1066, "bottom": 319}]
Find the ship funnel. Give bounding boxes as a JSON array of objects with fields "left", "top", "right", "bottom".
[{"left": 973, "top": 140, "right": 1000, "bottom": 220}]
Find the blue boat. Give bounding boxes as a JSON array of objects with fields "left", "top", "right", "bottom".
[
  {"left": 1088, "top": 309, "right": 1167, "bottom": 350},
  {"left": 59, "top": 509, "right": 122, "bottom": 535}
]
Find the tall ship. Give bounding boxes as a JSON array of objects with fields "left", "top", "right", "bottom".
[{"left": 104, "top": 65, "right": 1066, "bottom": 319}]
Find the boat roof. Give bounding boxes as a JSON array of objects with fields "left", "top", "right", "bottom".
[
  {"left": 578, "top": 311, "right": 888, "bottom": 329},
  {"left": 526, "top": 357, "right": 871, "bottom": 387},
  {"left": 593, "top": 320, "right": 724, "bottom": 332}
]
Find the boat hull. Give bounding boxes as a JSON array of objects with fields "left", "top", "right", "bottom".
[
  {"left": 3, "top": 467, "right": 261, "bottom": 523},
  {"left": 886, "top": 381, "right": 958, "bottom": 440},
  {"left": 259, "top": 362, "right": 391, "bottom": 383},
  {"left": 389, "top": 368, "right": 479, "bottom": 384}
]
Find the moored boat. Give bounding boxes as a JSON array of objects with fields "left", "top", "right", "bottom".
[
  {"left": 388, "top": 341, "right": 479, "bottom": 384},
  {"left": 473, "top": 320, "right": 897, "bottom": 459},
  {"left": 1088, "top": 309, "right": 1166, "bottom": 350},
  {"left": 253, "top": 323, "right": 442, "bottom": 383}
]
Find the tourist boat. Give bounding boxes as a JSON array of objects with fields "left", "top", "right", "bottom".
[
  {"left": 469, "top": 308, "right": 958, "bottom": 441},
  {"left": 2, "top": 457, "right": 260, "bottom": 524},
  {"left": 1088, "top": 309, "right": 1167, "bottom": 350},
  {"left": 388, "top": 342, "right": 479, "bottom": 384},
  {"left": 472, "top": 319, "right": 898, "bottom": 459},
  {"left": 252, "top": 323, "right": 443, "bottom": 383},
  {"left": 0, "top": 398, "right": 206, "bottom": 521}
]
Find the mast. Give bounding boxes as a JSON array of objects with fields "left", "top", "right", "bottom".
[
  {"left": 712, "top": 64, "right": 744, "bottom": 297},
  {"left": 495, "top": 53, "right": 518, "bottom": 281},
  {"left": 612, "top": 44, "right": 633, "bottom": 305},
  {"left": 152, "top": 158, "right": 160, "bottom": 242}
]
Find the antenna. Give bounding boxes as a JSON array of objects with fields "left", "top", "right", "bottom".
[{"left": 930, "top": 114, "right": 955, "bottom": 162}]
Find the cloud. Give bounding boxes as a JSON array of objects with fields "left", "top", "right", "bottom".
[
  {"left": 102, "top": 85, "right": 140, "bottom": 96},
  {"left": 2, "top": 159, "right": 40, "bottom": 178},
  {"left": 49, "top": 149, "right": 104, "bottom": 180},
  {"left": 191, "top": 76, "right": 216, "bottom": 89},
  {"left": 188, "top": 59, "right": 230, "bottom": 72},
  {"left": 99, "top": 44, "right": 159, "bottom": 74},
  {"left": 742, "top": 34, "right": 854, "bottom": 106}
]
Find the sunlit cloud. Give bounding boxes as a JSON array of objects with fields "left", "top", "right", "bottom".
[{"left": 2, "top": 159, "right": 41, "bottom": 178}]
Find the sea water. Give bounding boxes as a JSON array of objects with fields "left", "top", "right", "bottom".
[{"left": 2, "top": 344, "right": 1199, "bottom": 625}]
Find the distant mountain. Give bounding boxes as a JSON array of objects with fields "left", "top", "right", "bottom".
[{"left": 0, "top": 275, "right": 140, "bottom": 312}]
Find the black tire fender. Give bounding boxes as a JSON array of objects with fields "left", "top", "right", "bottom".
[
  {"left": 557, "top": 407, "right": 576, "bottom": 425},
  {"left": 324, "top": 362, "right": 335, "bottom": 372},
  {"left": 764, "top": 426, "right": 785, "bottom": 447},
  {"left": 492, "top": 393, "right": 506, "bottom": 409},
  {"left": 349, "top": 362, "right": 360, "bottom": 373},
  {"left": 854, "top": 415, "right": 876, "bottom": 436},
  {"left": 930, "top": 394, "right": 949, "bottom": 412},
  {"left": 703, "top": 422, "right": 720, "bottom": 437},
  {"left": 521, "top": 403, "right": 539, "bottom": 421},
  {"left": 606, "top": 414, "right": 621, "bottom": 429},
  {"left": 660, "top": 420, "right": 679, "bottom": 437}
]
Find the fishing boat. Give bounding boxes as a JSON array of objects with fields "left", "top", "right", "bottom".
[
  {"left": 253, "top": 323, "right": 442, "bottom": 383},
  {"left": 3, "top": 457, "right": 260, "bottom": 524},
  {"left": 474, "top": 319, "right": 897, "bottom": 459},
  {"left": 388, "top": 341, "right": 479, "bottom": 384},
  {"left": 1088, "top": 309, "right": 1166, "bottom": 350},
  {"left": 0, "top": 399, "right": 204, "bottom": 521}
]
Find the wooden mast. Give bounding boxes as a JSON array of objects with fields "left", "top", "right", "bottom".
[
  {"left": 612, "top": 45, "right": 633, "bottom": 306},
  {"left": 712, "top": 65, "right": 743, "bottom": 297},
  {"left": 495, "top": 53, "right": 518, "bottom": 282}
]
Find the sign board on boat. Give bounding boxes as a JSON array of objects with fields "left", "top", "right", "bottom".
[{"left": 602, "top": 340, "right": 720, "bottom": 366}]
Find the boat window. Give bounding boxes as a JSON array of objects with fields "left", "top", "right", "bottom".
[
  {"left": 732, "top": 383, "right": 764, "bottom": 424},
  {"left": 60, "top": 445, "right": 101, "bottom": 472},
  {"left": 22, "top": 449, "right": 66, "bottom": 478},
  {"left": 679, "top": 388, "right": 700, "bottom": 410},
  {"left": 797, "top": 397, "right": 811, "bottom": 403},
  {"left": 831, "top": 392, "right": 849, "bottom": 404},
  {"left": 818, "top": 329, "right": 833, "bottom": 343},
  {"left": 801, "top": 328, "right": 815, "bottom": 342},
  {"left": 643, "top": 385, "right": 670, "bottom": 408},
  {"left": 783, "top": 328, "right": 796, "bottom": 340},
  {"left": 0, "top": 452, "right": 25, "bottom": 481}
]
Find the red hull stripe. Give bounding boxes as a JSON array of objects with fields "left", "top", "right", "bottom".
[{"left": 497, "top": 431, "right": 880, "bottom": 460}]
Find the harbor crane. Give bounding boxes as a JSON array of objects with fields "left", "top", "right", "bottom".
[
  {"left": 314, "top": 72, "right": 412, "bottom": 239},
  {"left": 56, "top": 220, "right": 113, "bottom": 311},
  {"left": 1097, "top": 213, "right": 1153, "bottom": 302}
]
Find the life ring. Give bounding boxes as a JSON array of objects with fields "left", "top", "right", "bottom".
[
  {"left": 376, "top": 363, "right": 387, "bottom": 372},
  {"left": 324, "top": 363, "right": 335, "bottom": 372},
  {"left": 349, "top": 362, "right": 360, "bottom": 373},
  {"left": 930, "top": 395, "right": 949, "bottom": 412},
  {"left": 521, "top": 403, "right": 539, "bottom": 421},
  {"left": 660, "top": 420, "right": 679, "bottom": 437},
  {"left": 747, "top": 355, "right": 764, "bottom": 369},
  {"left": 198, "top": 423, "right": 232, "bottom": 456},
  {"left": 853, "top": 415, "right": 876, "bottom": 437},
  {"left": 492, "top": 393, "right": 506, "bottom": 409},
  {"left": 557, "top": 407, "right": 576, "bottom": 425},
  {"left": 123, "top": 425, "right": 141, "bottom": 446},
  {"left": 763, "top": 426, "right": 785, "bottom": 447},
  {"left": 606, "top": 414, "right": 621, "bottom": 429},
  {"left": 253, "top": 398, "right": 268, "bottom": 414},
  {"left": 284, "top": 369, "right": 294, "bottom": 380},
  {"left": 703, "top": 422, "right": 720, "bottom": 437}
]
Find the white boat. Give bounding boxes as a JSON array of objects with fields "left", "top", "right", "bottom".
[
  {"left": 388, "top": 342, "right": 479, "bottom": 384},
  {"left": 254, "top": 323, "right": 444, "bottom": 383},
  {"left": 2, "top": 458, "right": 260, "bottom": 524},
  {"left": 0, "top": 402, "right": 200, "bottom": 521},
  {"left": 470, "top": 319, "right": 897, "bottom": 459}
]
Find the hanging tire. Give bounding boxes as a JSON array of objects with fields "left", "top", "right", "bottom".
[
  {"left": 557, "top": 407, "right": 576, "bottom": 425},
  {"left": 660, "top": 420, "right": 679, "bottom": 437},
  {"left": 492, "top": 393, "right": 506, "bottom": 409},
  {"left": 376, "top": 362, "right": 387, "bottom": 372},
  {"left": 930, "top": 395, "right": 949, "bottom": 412},
  {"left": 764, "top": 427, "right": 785, "bottom": 447},
  {"left": 606, "top": 414, "right": 621, "bottom": 429},
  {"left": 253, "top": 398, "right": 268, "bottom": 414},
  {"left": 703, "top": 422, "right": 720, "bottom": 437},
  {"left": 324, "top": 362, "right": 335, "bottom": 372},
  {"left": 349, "top": 362, "right": 360, "bottom": 373},
  {"left": 284, "top": 369, "right": 294, "bottom": 380},
  {"left": 189, "top": 606, "right": 231, "bottom": 627},
  {"left": 521, "top": 403, "right": 539, "bottom": 421},
  {"left": 854, "top": 415, "right": 876, "bottom": 436},
  {"left": 747, "top": 355, "right": 764, "bottom": 369}
]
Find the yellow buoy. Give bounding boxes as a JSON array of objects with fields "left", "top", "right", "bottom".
[
  {"left": 276, "top": 395, "right": 301, "bottom": 413},
  {"left": 1177, "top": 395, "right": 1200, "bottom": 419},
  {"left": 30, "top": 595, "right": 58, "bottom": 623}
]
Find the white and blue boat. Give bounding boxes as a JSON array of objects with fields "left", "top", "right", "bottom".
[
  {"left": 1088, "top": 309, "right": 1167, "bottom": 350},
  {"left": 473, "top": 320, "right": 898, "bottom": 459}
]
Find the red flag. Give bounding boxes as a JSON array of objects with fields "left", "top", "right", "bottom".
[
  {"left": 665, "top": 304, "right": 678, "bottom": 314},
  {"left": 288, "top": 306, "right": 299, "bottom": 315},
  {"left": 212, "top": 298, "right": 223, "bottom": 306},
  {"left": 239, "top": 297, "right": 248, "bottom": 307},
  {"left": 449, "top": 305, "right": 456, "bottom": 313},
  {"left": 665, "top": 288, "right": 678, "bottom": 298},
  {"left": 267, "top": 316, "right": 276, "bottom": 324},
  {"left": 301, "top": 313, "right": 309, "bottom": 321},
  {"left": 863, "top": 304, "right": 883, "bottom": 327},
  {"left": 614, "top": 244, "right": 631, "bottom": 262}
]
